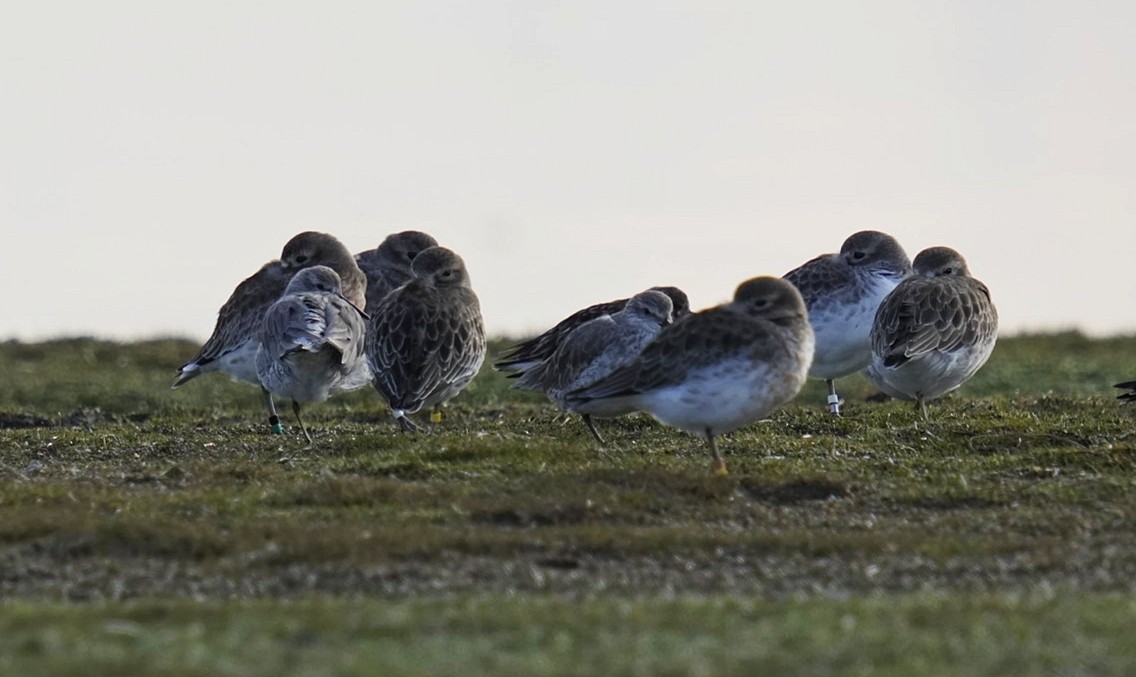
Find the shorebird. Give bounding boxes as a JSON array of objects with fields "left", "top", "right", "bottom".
[
  {"left": 783, "top": 230, "right": 911, "bottom": 415},
  {"left": 494, "top": 286, "right": 690, "bottom": 376},
  {"left": 366, "top": 246, "right": 486, "bottom": 432},
  {"left": 865, "top": 246, "right": 998, "bottom": 420},
  {"left": 255, "top": 266, "right": 371, "bottom": 443},
  {"left": 563, "top": 277, "right": 814, "bottom": 475},
  {"left": 172, "top": 231, "right": 365, "bottom": 433},
  {"left": 513, "top": 289, "right": 674, "bottom": 442},
  {"left": 354, "top": 230, "right": 439, "bottom": 313}
]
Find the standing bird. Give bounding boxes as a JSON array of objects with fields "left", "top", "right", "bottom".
[
  {"left": 355, "top": 230, "right": 439, "bottom": 313},
  {"left": 865, "top": 246, "right": 998, "bottom": 420},
  {"left": 783, "top": 230, "right": 911, "bottom": 415},
  {"left": 172, "top": 231, "right": 366, "bottom": 433},
  {"left": 494, "top": 286, "right": 691, "bottom": 376},
  {"left": 366, "top": 246, "right": 486, "bottom": 432},
  {"left": 563, "top": 277, "right": 814, "bottom": 475},
  {"left": 513, "top": 289, "right": 674, "bottom": 443},
  {"left": 255, "top": 266, "right": 371, "bottom": 443},
  {"left": 1114, "top": 382, "right": 1136, "bottom": 403}
]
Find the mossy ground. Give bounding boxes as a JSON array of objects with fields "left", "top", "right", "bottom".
[{"left": 1, "top": 333, "right": 1135, "bottom": 674}]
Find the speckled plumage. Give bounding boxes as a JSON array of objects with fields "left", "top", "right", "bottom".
[
  {"left": 172, "top": 231, "right": 366, "bottom": 432},
  {"left": 173, "top": 231, "right": 366, "bottom": 388},
  {"left": 783, "top": 230, "right": 911, "bottom": 414},
  {"left": 366, "top": 246, "right": 486, "bottom": 431},
  {"left": 514, "top": 290, "right": 673, "bottom": 442},
  {"left": 355, "top": 230, "right": 439, "bottom": 313},
  {"left": 494, "top": 286, "right": 690, "bottom": 376},
  {"left": 255, "top": 266, "right": 371, "bottom": 442},
  {"left": 563, "top": 277, "right": 814, "bottom": 474},
  {"left": 866, "top": 246, "right": 998, "bottom": 419}
]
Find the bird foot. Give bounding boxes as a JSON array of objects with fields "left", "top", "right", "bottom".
[
  {"left": 713, "top": 458, "right": 729, "bottom": 476},
  {"left": 395, "top": 414, "right": 423, "bottom": 433}
]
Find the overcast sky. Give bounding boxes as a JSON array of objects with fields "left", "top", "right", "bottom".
[{"left": 2, "top": 1, "right": 1134, "bottom": 341}]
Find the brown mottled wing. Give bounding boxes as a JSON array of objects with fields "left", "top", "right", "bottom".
[
  {"left": 184, "top": 260, "right": 289, "bottom": 367},
  {"left": 564, "top": 308, "right": 775, "bottom": 402},
  {"left": 430, "top": 288, "right": 486, "bottom": 398},
  {"left": 368, "top": 283, "right": 485, "bottom": 411},
  {"left": 873, "top": 277, "right": 997, "bottom": 368},
  {"left": 513, "top": 316, "right": 617, "bottom": 393},
  {"left": 783, "top": 253, "right": 854, "bottom": 307},
  {"left": 494, "top": 297, "right": 629, "bottom": 372}
]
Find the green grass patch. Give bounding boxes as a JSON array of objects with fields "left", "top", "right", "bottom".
[
  {"left": 1, "top": 334, "right": 1136, "bottom": 672},
  {"left": 2, "top": 593, "right": 1135, "bottom": 676}
]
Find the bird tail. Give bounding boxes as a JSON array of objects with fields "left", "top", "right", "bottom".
[{"left": 171, "top": 363, "right": 200, "bottom": 389}]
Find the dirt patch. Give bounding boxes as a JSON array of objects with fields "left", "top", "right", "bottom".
[{"left": 0, "top": 413, "right": 54, "bottom": 429}]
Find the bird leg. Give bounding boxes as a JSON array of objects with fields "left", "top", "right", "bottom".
[
  {"left": 580, "top": 414, "right": 605, "bottom": 445},
  {"left": 292, "top": 400, "right": 312, "bottom": 444},
  {"left": 262, "top": 387, "right": 283, "bottom": 434},
  {"left": 917, "top": 396, "right": 930, "bottom": 422},
  {"left": 706, "top": 428, "right": 728, "bottom": 476},
  {"left": 393, "top": 409, "right": 423, "bottom": 433},
  {"left": 825, "top": 379, "right": 843, "bottom": 416}
]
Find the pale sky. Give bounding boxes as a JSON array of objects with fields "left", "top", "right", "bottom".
[{"left": 2, "top": 1, "right": 1134, "bottom": 340}]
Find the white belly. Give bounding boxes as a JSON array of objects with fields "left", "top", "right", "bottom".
[
  {"left": 866, "top": 342, "right": 994, "bottom": 402},
  {"left": 258, "top": 349, "right": 372, "bottom": 403},
  {"left": 635, "top": 357, "right": 808, "bottom": 437},
  {"left": 808, "top": 279, "right": 898, "bottom": 380},
  {"left": 216, "top": 338, "right": 263, "bottom": 385}
]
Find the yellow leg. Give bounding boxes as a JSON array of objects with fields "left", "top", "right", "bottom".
[{"left": 707, "top": 429, "right": 728, "bottom": 476}]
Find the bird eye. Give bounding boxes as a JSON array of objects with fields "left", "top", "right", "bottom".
[
  {"left": 942, "top": 267, "right": 953, "bottom": 275},
  {"left": 295, "top": 255, "right": 309, "bottom": 264},
  {"left": 853, "top": 252, "right": 866, "bottom": 260},
  {"left": 407, "top": 251, "right": 418, "bottom": 260}
]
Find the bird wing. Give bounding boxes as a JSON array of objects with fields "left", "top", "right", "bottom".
[
  {"left": 324, "top": 294, "right": 369, "bottom": 365},
  {"left": 368, "top": 284, "right": 485, "bottom": 411},
  {"left": 563, "top": 308, "right": 770, "bottom": 403},
  {"left": 513, "top": 316, "right": 617, "bottom": 393},
  {"left": 494, "top": 298, "right": 628, "bottom": 372},
  {"left": 873, "top": 277, "right": 997, "bottom": 367},
  {"left": 259, "top": 293, "right": 329, "bottom": 359},
  {"left": 433, "top": 288, "right": 487, "bottom": 393},
  {"left": 782, "top": 253, "right": 855, "bottom": 307},
  {"left": 182, "top": 261, "right": 289, "bottom": 368}
]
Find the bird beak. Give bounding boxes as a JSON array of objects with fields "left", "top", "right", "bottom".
[{"left": 339, "top": 293, "right": 369, "bottom": 320}]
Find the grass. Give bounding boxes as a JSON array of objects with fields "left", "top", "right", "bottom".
[
  {"left": 4, "top": 594, "right": 1136, "bottom": 676},
  {"left": 0, "top": 332, "right": 1135, "bottom": 674}
]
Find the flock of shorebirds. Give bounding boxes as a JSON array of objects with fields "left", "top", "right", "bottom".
[{"left": 172, "top": 228, "right": 1100, "bottom": 475}]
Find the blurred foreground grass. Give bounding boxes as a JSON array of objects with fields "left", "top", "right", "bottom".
[
  {"left": 0, "top": 332, "right": 1134, "bottom": 675},
  {"left": 4, "top": 594, "right": 1136, "bottom": 676}
]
